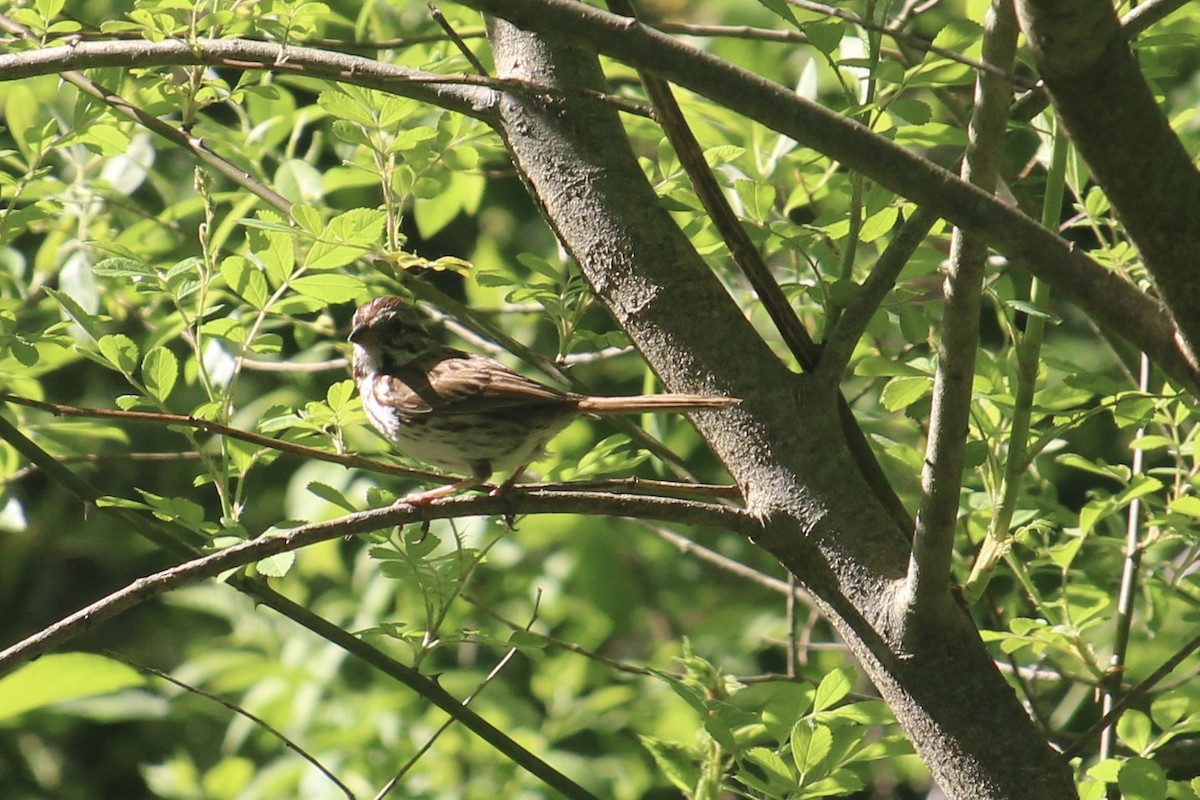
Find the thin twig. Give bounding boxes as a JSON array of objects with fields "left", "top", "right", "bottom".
[
  {"left": 781, "top": 0, "right": 1037, "bottom": 90},
  {"left": 464, "top": 594, "right": 654, "bottom": 676},
  {"left": 107, "top": 652, "right": 355, "bottom": 799},
  {"left": 1062, "top": 630, "right": 1200, "bottom": 760},
  {"left": 2, "top": 393, "right": 449, "bottom": 484},
  {"left": 239, "top": 356, "right": 347, "bottom": 372},
  {"left": 635, "top": 520, "right": 810, "bottom": 603},
  {"left": 1099, "top": 353, "right": 1153, "bottom": 761},
  {"left": 374, "top": 603, "right": 532, "bottom": 799},
  {"left": 426, "top": 2, "right": 489, "bottom": 75},
  {"left": 816, "top": 206, "right": 940, "bottom": 383},
  {"left": 655, "top": 21, "right": 807, "bottom": 43}
]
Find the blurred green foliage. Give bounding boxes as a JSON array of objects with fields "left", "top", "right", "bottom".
[{"left": 1, "top": 0, "right": 1199, "bottom": 798}]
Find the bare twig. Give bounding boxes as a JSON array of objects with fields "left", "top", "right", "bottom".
[
  {"left": 0, "top": 34, "right": 653, "bottom": 121},
  {"left": 2, "top": 392, "right": 449, "bottom": 484},
  {"left": 426, "top": 2, "right": 489, "bottom": 75},
  {"left": 107, "top": 652, "right": 355, "bottom": 799},
  {"left": 1063, "top": 629, "right": 1200, "bottom": 760},
  {"left": 782, "top": 0, "right": 1037, "bottom": 90},
  {"left": 1098, "top": 354, "right": 1153, "bottom": 760},
  {"left": 816, "top": 205, "right": 940, "bottom": 383},
  {"left": 374, "top": 608, "right": 529, "bottom": 799}
]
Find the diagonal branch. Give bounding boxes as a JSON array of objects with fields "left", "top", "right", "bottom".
[
  {"left": 604, "top": 0, "right": 910, "bottom": 533},
  {"left": 0, "top": 400, "right": 737, "bottom": 800},
  {"left": 452, "top": 0, "right": 1200, "bottom": 391},
  {"left": 816, "top": 206, "right": 940, "bottom": 383},
  {"left": 0, "top": 487, "right": 748, "bottom": 677},
  {"left": 1015, "top": 0, "right": 1200, "bottom": 361},
  {"left": 2, "top": 392, "right": 449, "bottom": 484},
  {"left": 0, "top": 12, "right": 293, "bottom": 213}
]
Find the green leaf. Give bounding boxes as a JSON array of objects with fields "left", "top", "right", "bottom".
[
  {"left": 640, "top": 735, "right": 700, "bottom": 793},
  {"left": 791, "top": 721, "right": 833, "bottom": 774},
  {"left": 290, "top": 273, "right": 365, "bottom": 303},
  {"left": 291, "top": 204, "right": 323, "bottom": 235},
  {"left": 46, "top": 287, "right": 104, "bottom": 342},
  {"left": 812, "top": 667, "right": 854, "bottom": 712},
  {"left": 1006, "top": 299, "right": 1061, "bottom": 323},
  {"left": 743, "top": 746, "right": 794, "bottom": 786},
  {"left": 1149, "top": 692, "right": 1194, "bottom": 730},
  {"left": 92, "top": 257, "right": 156, "bottom": 279},
  {"left": 324, "top": 207, "right": 386, "bottom": 248},
  {"left": 0, "top": 653, "right": 144, "bottom": 721},
  {"left": 307, "top": 481, "right": 357, "bottom": 513},
  {"left": 220, "top": 256, "right": 269, "bottom": 309},
  {"left": 326, "top": 379, "right": 357, "bottom": 411},
  {"left": 255, "top": 550, "right": 295, "bottom": 578},
  {"left": 805, "top": 768, "right": 865, "bottom": 796},
  {"left": 142, "top": 347, "right": 178, "bottom": 403},
  {"left": 201, "top": 756, "right": 255, "bottom": 800},
  {"left": 275, "top": 158, "right": 324, "bottom": 205},
  {"left": 803, "top": 21, "right": 843, "bottom": 55},
  {"left": 98, "top": 333, "right": 139, "bottom": 376},
  {"left": 859, "top": 206, "right": 898, "bottom": 242},
  {"left": 317, "top": 89, "right": 377, "bottom": 127},
  {"left": 76, "top": 123, "right": 131, "bottom": 156},
  {"left": 1118, "top": 757, "right": 1167, "bottom": 800},
  {"left": 248, "top": 221, "right": 296, "bottom": 287},
  {"left": 881, "top": 375, "right": 931, "bottom": 411},
  {"left": 735, "top": 179, "right": 777, "bottom": 222},
  {"left": 136, "top": 489, "right": 206, "bottom": 532},
  {"left": 1116, "top": 709, "right": 1153, "bottom": 754},
  {"left": 303, "top": 241, "right": 360, "bottom": 271},
  {"left": 1168, "top": 496, "right": 1200, "bottom": 518}
]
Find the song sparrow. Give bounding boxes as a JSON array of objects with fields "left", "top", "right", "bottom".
[{"left": 349, "top": 296, "right": 739, "bottom": 502}]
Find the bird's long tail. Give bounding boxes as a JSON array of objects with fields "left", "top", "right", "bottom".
[{"left": 577, "top": 394, "right": 740, "bottom": 413}]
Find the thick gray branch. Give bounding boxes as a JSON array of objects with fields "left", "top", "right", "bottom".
[
  {"left": 1015, "top": 0, "right": 1200, "bottom": 364},
  {"left": 481, "top": 18, "right": 1075, "bottom": 799},
  {"left": 455, "top": 0, "right": 1199, "bottom": 390}
]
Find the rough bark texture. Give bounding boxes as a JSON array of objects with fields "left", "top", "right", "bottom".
[
  {"left": 484, "top": 19, "right": 1077, "bottom": 800},
  {"left": 1016, "top": 0, "right": 1200, "bottom": 364}
]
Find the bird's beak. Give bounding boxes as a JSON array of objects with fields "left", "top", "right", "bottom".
[{"left": 348, "top": 323, "right": 365, "bottom": 343}]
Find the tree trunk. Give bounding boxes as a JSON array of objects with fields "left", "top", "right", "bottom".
[{"left": 484, "top": 19, "right": 1077, "bottom": 800}]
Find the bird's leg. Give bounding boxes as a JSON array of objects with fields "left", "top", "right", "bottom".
[
  {"left": 395, "top": 476, "right": 484, "bottom": 507},
  {"left": 395, "top": 462, "right": 492, "bottom": 507},
  {"left": 491, "top": 465, "right": 530, "bottom": 497}
]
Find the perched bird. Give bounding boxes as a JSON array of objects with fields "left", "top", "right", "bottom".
[{"left": 349, "top": 296, "right": 738, "bottom": 502}]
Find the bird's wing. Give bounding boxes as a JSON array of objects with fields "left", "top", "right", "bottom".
[{"left": 376, "top": 350, "right": 576, "bottom": 416}]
